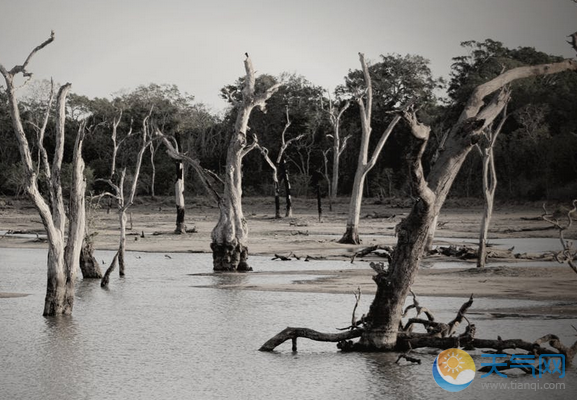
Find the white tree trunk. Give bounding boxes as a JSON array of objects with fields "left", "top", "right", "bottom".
[
  {"left": 339, "top": 54, "right": 404, "bottom": 244},
  {"left": 425, "top": 59, "right": 577, "bottom": 250},
  {"left": 1, "top": 35, "right": 88, "bottom": 315},
  {"left": 211, "top": 55, "right": 281, "bottom": 271},
  {"left": 211, "top": 109, "right": 251, "bottom": 271}
]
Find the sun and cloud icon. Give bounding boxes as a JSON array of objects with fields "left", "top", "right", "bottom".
[{"left": 432, "top": 348, "right": 476, "bottom": 392}]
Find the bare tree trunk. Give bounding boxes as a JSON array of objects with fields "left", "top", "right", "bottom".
[
  {"left": 100, "top": 110, "right": 151, "bottom": 284},
  {"left": 322, "top": 149, "right": 333, "bottom": 212},
  {"left": 316, "top": 182, "right": 322, "bottom": 222},
  {"left": 281, "top": 156, "right": 293, "bottom": 218},
  {"left": 477, "top": 105, "right": 507, "bottom": 268},
  {"left": 118, "top": 208, "right": 127, "bottom": 276},
  {"left": 256, "top": 109, "right": 301, "bottom": 219},
  {"left": 174, "top": 132, "right": 186, "bottom": 233},
  {"left": 339, "top": 53, "right": 404, "bottom": 244},
  {"left": 340, "top": 168, "right": 366, "bottom": 244},
  {"left": 1, "top": 35, "right": 89, "bottom": 315},
  {"left": 326, "top": 97, "right": 350, "bottom": 206},
  {"left": 357, "top": 108, "right": 434, "bottom": 349},
  {"left": 149, "top": 141, "right": 157, "bottom": 199},
  {"left": 79, "top": 238, "right": 102, "bottom": 279},
  {"left": 211, "top": 55, "right": 281, "bottom": 271}
]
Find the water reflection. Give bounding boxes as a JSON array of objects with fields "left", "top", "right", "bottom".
[
  {"left": 38, "top": 316, "right": 87, "bottom": 400},
  {"left": 211, "top": 272, "right": 249, "bottom": 286}
]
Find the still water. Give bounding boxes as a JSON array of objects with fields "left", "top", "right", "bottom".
[{"left": 1, "top": 248, "right": 575, "bottom": 400}]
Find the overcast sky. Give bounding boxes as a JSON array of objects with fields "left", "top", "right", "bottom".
[{"left": 1, "top": 0, "right": 576, "bottom": 112}]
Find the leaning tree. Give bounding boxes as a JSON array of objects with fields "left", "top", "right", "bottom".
[
  {"left": 262, "top": 39, "right": 577, "bottom": 356},
  {"left": 0, "top": 32, "right": 88, "bottom": 315}
]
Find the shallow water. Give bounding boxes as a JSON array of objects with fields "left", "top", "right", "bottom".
[
  {"left": 1, "top": 248, "right": 575, "bottom": 400},
  {"left": 434, "top": 237, "right": 563, "bottom": 254}
]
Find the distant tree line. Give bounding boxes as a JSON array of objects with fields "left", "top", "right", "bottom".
[{"left": 1, "top": 40, "right": 576, "bottom": 204}]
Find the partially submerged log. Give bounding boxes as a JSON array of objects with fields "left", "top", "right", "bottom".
[
  {"left": 431, "top": 244, "right": 515, "bottom": 260},
  {"left": 259, "top": 327, "right": 363, "bottom": 352},
  {"left": 260, "top": 293, "right": 577, "bottom": 367}
]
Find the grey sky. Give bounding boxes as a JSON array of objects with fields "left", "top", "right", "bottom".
[{"left": 1, "top": 0, "right": 575, "bottom": 112}]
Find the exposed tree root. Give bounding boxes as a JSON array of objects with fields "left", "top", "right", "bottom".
[{"left": 260, "top": 293, "right": 577, "bottom": 368}]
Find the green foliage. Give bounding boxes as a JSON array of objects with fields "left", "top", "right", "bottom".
[
  {"left": 448, "top": 40, "right": 577, "bottom": 201},
  {"left": 1, "top": 41, "right": 575, "bottom": 202}
]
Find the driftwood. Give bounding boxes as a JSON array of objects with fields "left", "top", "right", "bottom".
[
  {"left": 362, "top": 212, "right": 396, "bottom": 220},
  {"left": 350, "top": 245, "right": 393, "bottom": 263},
  {"left": 304, "top": 255, "right": 326, "bottom": 262},
  {"left": 503, "top": 226, "right": 555, "bottom": 233},
  {"left": 260, "top": 293, "right": 577, "bottom": 368},
  {"left": 271, "top": 252, "right": 301, "bottom": 261},
  {"left": 431, "top": 244, "right": 516, "bottom": 260}
]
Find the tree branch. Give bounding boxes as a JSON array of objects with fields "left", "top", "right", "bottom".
[
  {"left": 259, "top": 327, "right": 363, "bottom": 352},
  {"left": 0, "top": 31, "right": 55, "bottom": 79}
]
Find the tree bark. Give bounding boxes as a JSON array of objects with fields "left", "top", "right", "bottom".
[
  {"left": 79, "top": 238, "right": 102, "bottom": 279},
  {"left": 211, "top": 55, "right": 281, "bottom": 271},
  {"left": 1, "top": 36, "right": 89, "bottom": 315},
  {"left": 118, "top": 207, "right": 127, "bottom": 276},
  {"left": 174, "top": 132, "right": 186, "bottom": 233},
  {"left": 355, "top": 107, "right": 434, "bottom": 349}
]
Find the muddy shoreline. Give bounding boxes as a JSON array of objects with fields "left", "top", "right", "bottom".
[{"left": 2, "top": 197, "right": 576, "bottom": 315}]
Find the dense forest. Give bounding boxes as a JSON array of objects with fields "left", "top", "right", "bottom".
[{"left": 1, "top": 39, "right": 576, "bottom": 203}]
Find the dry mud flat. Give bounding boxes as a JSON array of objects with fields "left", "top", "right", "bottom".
[{"left": 1, "top": 197, "right": 576, "bottom": 314}]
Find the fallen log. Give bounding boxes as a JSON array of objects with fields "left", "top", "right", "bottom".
[
  {"left": 351, "top": 245, "right": 393, "bottom": 263},
  {"left": 259, "top": 327, "right": 363, "bottom": 352},
  {"left": 260, "top": 293, "right": 576, "bottom": 366}
]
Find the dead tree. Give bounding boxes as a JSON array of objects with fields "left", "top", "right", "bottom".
[
  {"left": 477, "top": 99, "right": 509, "bottom": 268},
  {"left": 210, "top": 55, "right": 281, "bottom": 270},
  {"left": 256, "top": 107, "right": 304, "bottom": 218},
  {"left": 0, "top": 32, "right": 87, "bottom": 315},
  {"left": 324, "top": 94, "right": 351, "bottom": 208},
  {"left": 262, "top": 44, "right": 577, "bottom": 352},
  {"left": 339, "top": 53, "right": 409, "bottom": 244},
  {"left": 164, "top": 55, "right": 280, "bottom": 271},
  {"left": 149, "top": 139, "right": 158, "bottom": 199},
  {"left": 99, "top": 109, "right": 152, "bottom": 285},
  {"left": 424, "top": 54, "right": 577, "bottom": 251},
  {"left": 321, "top": 149, "right": 333, "bottom": 211}
]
